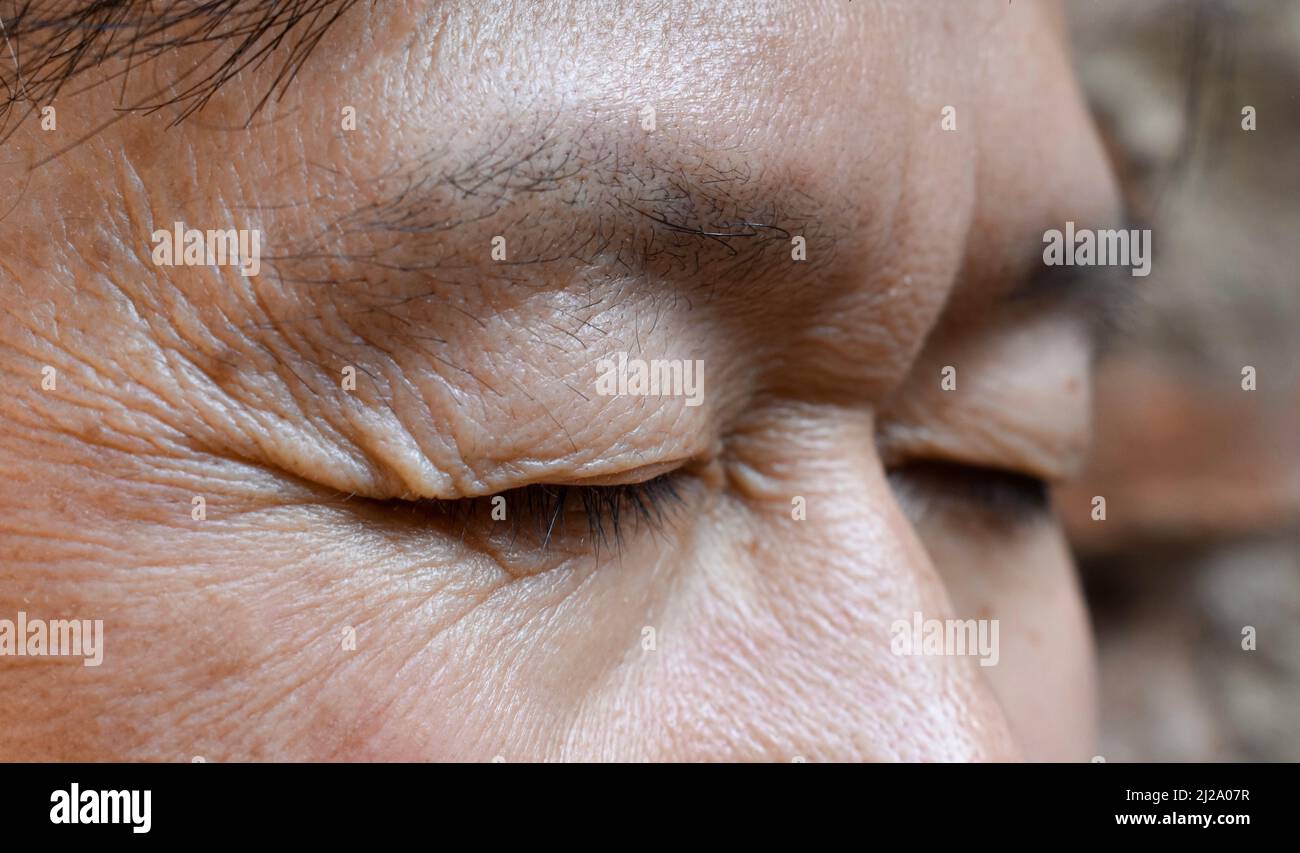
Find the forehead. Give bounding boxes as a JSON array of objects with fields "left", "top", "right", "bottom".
[
  {"left": 13, "top": 2, "right": 1113, "bottom": 355},
  {"left": 4, "top": 1, "right": 1114, "bottom": 425},
  {"left": 7, "top": 1, "right": 1114, "bottom": 303}
]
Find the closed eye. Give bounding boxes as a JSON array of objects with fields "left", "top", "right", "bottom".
[
  {"left": 478, "top": 475, "right": 685, "bottom": 550},
  {"left": 361, "top": 473, "right": 687, "bottom": 557},
  {"left": 887, "top": 460, "right": 1052, "bottom": 529}
]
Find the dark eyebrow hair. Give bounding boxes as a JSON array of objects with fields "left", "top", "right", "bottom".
[
  {"left": 0, "top": 0, "right": 360, "bottom": 143},
  {"left": 263, "top": 116, "right": 842, "bottom": 304},
  {"left": 226, "top": 116, "right": 851, "bottom": 365}
]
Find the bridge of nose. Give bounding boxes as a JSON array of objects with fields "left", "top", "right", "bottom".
[{"left": 643, "top": 404, "right": 1021, "bottom": 761}]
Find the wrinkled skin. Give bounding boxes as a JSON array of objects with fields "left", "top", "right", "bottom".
[{"left": 0, "top": 0, "right": 1117, "bottom": 760}]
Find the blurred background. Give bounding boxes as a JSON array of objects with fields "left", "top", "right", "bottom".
[{"left": 1059, "top": 0, "right": 1300, "bottom": 760}]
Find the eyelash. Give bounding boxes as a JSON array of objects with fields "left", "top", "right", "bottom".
[
  {"left": 886, "top": 460, "right": 1052, "bottom": 526},
  {"left": 433, "top": 474, "right": 684, "bottom": 552},
  {"left": 379, "top": 457, "right": 1042, "bottom": 559}
]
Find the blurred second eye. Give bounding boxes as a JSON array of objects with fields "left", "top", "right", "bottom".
[{"left": 886, "top": 459, "right": 1053, "bottom": 529}]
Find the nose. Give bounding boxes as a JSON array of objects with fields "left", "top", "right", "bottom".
[{"left": 643, "top": 404, "right": 1020, "bottom": 761}]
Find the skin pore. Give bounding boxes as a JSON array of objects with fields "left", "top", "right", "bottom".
[{"left": 0, "top": 0, "right": 1118, "bottom": 760}]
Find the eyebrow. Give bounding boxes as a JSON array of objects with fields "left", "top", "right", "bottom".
[
  {"left": 0, "top": 0, "right": 359, "bottom": 144},
  {"left": 266, "top": 120, "right": 844, "bottom": 301},
  {"left": 1006, "top": 215, "right": 1150, "bottom": 355}
]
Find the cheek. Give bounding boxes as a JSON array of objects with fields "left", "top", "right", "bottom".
[{"left": 917, "top": 516, "right": 1097, "bottom": 760}]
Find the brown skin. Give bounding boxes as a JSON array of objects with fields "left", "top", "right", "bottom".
[{"left": 0, "top": 0, "right": 1115, "bottom": 760}]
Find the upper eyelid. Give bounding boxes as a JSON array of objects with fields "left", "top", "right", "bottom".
[
  {"left": 454, "top": 456, "right": 698, "bottom": 500},
  {"left": 553, "top": 460, "right": 688, "bottom": 487}
]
